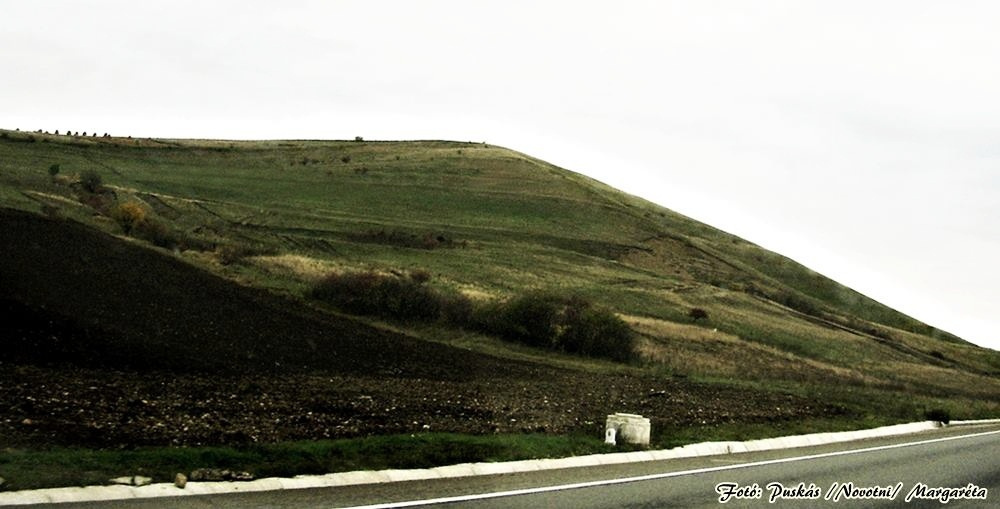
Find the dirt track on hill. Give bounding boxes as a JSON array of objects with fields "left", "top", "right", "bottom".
[{"left": 0, "top": 209, "right": 847, "bottom": 448}]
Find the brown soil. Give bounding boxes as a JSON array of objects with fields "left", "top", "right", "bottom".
[{"left": 0, "top": 209, "right": 846, "bottom": 449}]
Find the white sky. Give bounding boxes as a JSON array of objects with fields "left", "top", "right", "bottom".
[{"left": 3, "top": 1, "right": 998, "bottom": 351}]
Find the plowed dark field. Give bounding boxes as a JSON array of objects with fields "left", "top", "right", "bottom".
[{"left": 0, "top": 209, "right": 846, "bottom": 449}]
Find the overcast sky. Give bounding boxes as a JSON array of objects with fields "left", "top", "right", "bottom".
[{"left": 3, "top": 1, "right": 998, "bottom": 351}]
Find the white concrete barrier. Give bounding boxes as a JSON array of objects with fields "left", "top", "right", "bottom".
[
  {"left": 381, "top": 469, "right": 439, "bottom": 482},
  {"left": 605, "top": 413, "right": 651, "bottom": 446},
  {"left": 949, "top": 418, "right": 1000, "bottom": 426}
]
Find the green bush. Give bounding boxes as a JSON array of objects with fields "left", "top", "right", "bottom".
[
  {"left": 488, "top": 293, "right": 561, "bottom": 348},
  {"left": 924, "top": 408, "right": 951, "bottom": 424},
  {"left": 308, "top": 273, "right": 635, "bottom": 363},
  {"left": 310, "top": 271, "right": 449, "bottom": 321},
  {"left": 79, "top": 169, "right": 103, "bottom": 193},
  {"left": 48, "top": 164, "right": 61, "bottom": 177},
  {"left": 475, "top": 293, "right": 636, "bottom": 363},
  {"left": 133, "top": 217, "right": 179, "bottom": 249},
  {"left": 409, "top": 269, "right": 433, "bottom": 284},
  {"left": 688, "top": 308, "right": 708, "bottom": 321},
  {"left": 78, "top": 192, "right": 114, "bottom": 215},
  {"left": 560, "top": 304, "right": 635, "bottom": 361},
  {"left": 440, "top": 293, "right": 474, "bottom": 327},
  {"left": 215, "top": 243, "right": 271, "bottom": 265}
]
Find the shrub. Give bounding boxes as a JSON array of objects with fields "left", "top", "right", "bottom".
[
  {"left": 688, "top": 308, "right": 708, "bottom": 321},
  {"left": 924, "top": 408, "right": 951, "bottom": 424},
  {"left": 111, "top": 201, "right": 148, "bottom": 234},
  {"left": 48, "top": 164, "right": 60, "bottom": 177},
  {"left": 488, "top": 293, "right": 561, "bottom": 349},
  {"left": 560, "top": 302, "right": 635, "bottom": 362},
  {"left": 79, "top": 170, "right": 103, "bottom": 193},
  {"left": 310, "top": 271, "right": 448, "bottom": 321},
  {"left": 439, "top": 293, "right": 474, "bottom": 327},
  {"left": 78, "top": 192, "right": 114, "bottom": 215},
  {"left": 476, "top": 293, "right": 636, "bottom": 362},
  {"left": 308, "top": 274, "right": 635, "bottom": 363},
  {"left": 133, "top": 218, "right": 178, "bottom": 249},
  {"left": 409, "top": 269, "right": 433, "bottom": 285},
  {"left": 215, "top": 243, "right": 270, "bottom": 265}
]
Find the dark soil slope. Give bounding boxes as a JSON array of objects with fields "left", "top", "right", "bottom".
[{"left": 0, "top": 208, "right": 522, "bottom": 380}]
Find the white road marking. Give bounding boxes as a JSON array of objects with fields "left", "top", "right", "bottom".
[{"left": 335, "top": 429, "right": 1000, "bottom": 509}]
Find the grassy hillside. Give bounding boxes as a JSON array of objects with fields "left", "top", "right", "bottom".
[{"left": 1, "top": 128, "right": 998, "bottom": 487}]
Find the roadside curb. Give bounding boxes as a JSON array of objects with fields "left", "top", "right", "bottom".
[
  {"left": 949, "top": 418, "right": 1000, "bottom": 426},
  {"left": 2, "top": 419, "right": 997, "bottom": 505}
]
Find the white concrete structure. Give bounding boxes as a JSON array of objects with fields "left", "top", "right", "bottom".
[{"left": 605, "top": 413, "right": 650, "bottom": 446}]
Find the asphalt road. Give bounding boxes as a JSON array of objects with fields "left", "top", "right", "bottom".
[
  {"left": 30, "top": 425, "right": 1000, "bottom": 508},
  {"left": 428, "top": 427, "right": 1000, "bottom": 509}
]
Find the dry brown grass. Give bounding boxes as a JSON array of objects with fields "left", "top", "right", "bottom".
[
  {"left": 455, "top": 285, "right": 499, "bottom": 301},
  {"left": 23, "top": 191, "right": 86, "bottom": 208},
  {"left": 249, "top": 253, "right": 345, "bottom": 282},
  {"left": 623, "top": 314, "right": 871, "bottom": 385},
  {"left": 864, "top": 360, "right": 1000, "bottom": 400}
]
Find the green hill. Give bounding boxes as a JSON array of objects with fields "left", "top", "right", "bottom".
[{"left": 1, "top": 128, "right": 998, "bottom": 486}]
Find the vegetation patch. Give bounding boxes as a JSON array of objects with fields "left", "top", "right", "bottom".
[
  {"left": 474, "top": 293, "right": 637, "bottom": 363},
  {"left": 310, "top": 271, "right": 636, "bottom": 363},
  {"left": 923, "top": 408, "right": 951, "bottom": 424},
  {"left": 215, "top": 242, "right": 277, "bottom": 266},
  {"left": 311, "top": 270, "right": 450, "bottom": 321},
  {"left": 0, "top": 433, "right": 613, "bottom": 491}
]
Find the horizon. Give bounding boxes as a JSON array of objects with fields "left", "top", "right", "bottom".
[{"left": 2, "top": 1, "right": 997, "bottom": 351}]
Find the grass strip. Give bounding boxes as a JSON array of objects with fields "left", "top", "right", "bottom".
[
  {"left": 0, "top": 433, "right": 611, "bottom": 491},
  {"left": 0, "top": 417, "right": 915, "bottom": 492}
]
